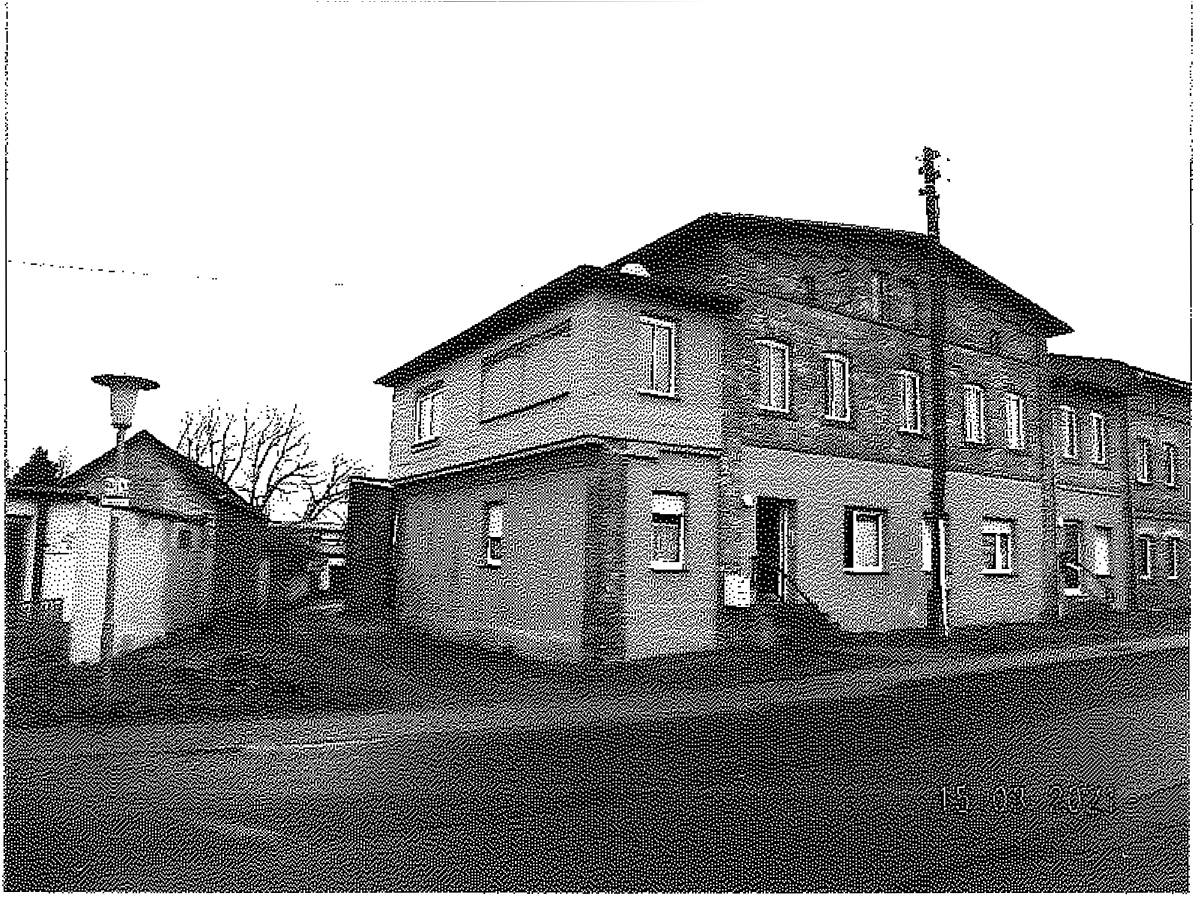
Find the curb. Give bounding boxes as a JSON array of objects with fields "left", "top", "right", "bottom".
[{"left": 5, "top": 632, "right": 1187, "bottom": 763}]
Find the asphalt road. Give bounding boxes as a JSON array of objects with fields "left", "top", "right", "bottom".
[{"left": 4, "top": 647, "right": 1188, "bottom": 891}]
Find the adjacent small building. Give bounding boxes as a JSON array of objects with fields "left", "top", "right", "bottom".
[
  {"left": 346, "top": 213, "right": 1190, "bottom": 661},
  {"left": 5, "top": 430, "right": 271, "bottom": 664}
]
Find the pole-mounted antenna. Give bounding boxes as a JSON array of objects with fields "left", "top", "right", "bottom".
[{"left": 918, "top": 146, "right": 942, "bottom": 242}]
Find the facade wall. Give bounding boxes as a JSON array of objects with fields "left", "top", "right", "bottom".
[
  {"left": 1126, "top": 377, "right": 1190, "bottom": 609},
  {"left": 394, "top": 448, "right": 598, "bottom": 660},
  {"left": 388, "top": 285, "right": 726, "bottom": 481},
  {"left": 736, "top": 448, "right": 1045, "bottom": 632},
  {"left": 621, "top": 447, "right": 721, "bottom": 659}
]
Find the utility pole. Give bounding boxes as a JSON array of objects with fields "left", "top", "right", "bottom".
[{"left": 920, "top": 147, "right": 950, "bottom": 638}]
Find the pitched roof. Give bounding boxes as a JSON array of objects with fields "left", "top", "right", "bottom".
[
  {"left": 1048, "top": 353, "right": 1191, "bottom": 395},
  {"left": 608, "top": 213, "right": 1074, "bottom": 338},
  {"left": 374, "top": 264, "right": 737, "bottom": 388},
  {"left": 61, "top": 430, "right": 261, "bottom": 516}
]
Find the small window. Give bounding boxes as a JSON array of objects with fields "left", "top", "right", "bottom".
[
  {"left": 651, "top": 493, "right": 685, "bottom": 571},
  {"left": 1167, "top": 536, "right": 1181, "bottom": 580},
  {"left": 638, "top": 316, "right": 677, "bottom": 397},
  {"left": 869, "top": 271, "right": 890, "bottom": 319},
  {"left": 178, "top": 528, "right": 192, "bottom": 551},
  {"left": 1090, "top": 413, "right": 1108, "bottom": 464},
  {"left": 823, "top": 354, "right": 851, "bottom": 422},
  {"left": 897, "top": 370, "right": 922, "bottom": 434},
  {"left": 1164, "top": 443, "right": 1178, "bottom": 486},
  {"left": 1136, "top": 439, "right": 1151, "bottom": 483},
  {"left": 844, "top": 508, "right": 884, "bottom": 573},
  {"left": 963, "top": 385, "right": 985, "bottom": 444},
  {"left": 756, "top": 340, "right": 790, "bottom": 412},
  {"left": 982, "top": 519, "right": 1014, "bottom": 574},
  {"left": 484, "top": 503, "right": 504, "bottom": 567},
  {"left": 1003, "top": 393, "right": 1026, "bottom": 450},
  {"left": 1094, "top": 527, "right": 1112, "bottom": 576},
  {"left": 1138, "top": 535, "right": 1155, "bottom": 580},
  {"left": 1060, "top": 406, "right": 1078, "bottom": 459},
  {"left": 414, "top": 385, "right": 446, "bottom": 444}
]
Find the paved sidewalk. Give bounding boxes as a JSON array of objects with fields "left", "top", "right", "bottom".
[{"left": 6, "top": 631, "right": 1186, "bottom": 763}]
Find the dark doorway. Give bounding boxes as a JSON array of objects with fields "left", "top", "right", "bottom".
[
  {"left": 1061, "top": 519, "right": 1082, "bottom": 593},
  {"left": 754, "top": 498, "right": 791, "bottom": 603},
  {"left": 5, "top": 515, "right": 30, "bottom": 608}
]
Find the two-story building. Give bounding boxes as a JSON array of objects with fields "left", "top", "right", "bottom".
[
  {"left": 347, "top": 213, "right": 1189, "bottom": 661},
  {"left": 1046, "top": 354, "right": 1190, "bottom": 614}
]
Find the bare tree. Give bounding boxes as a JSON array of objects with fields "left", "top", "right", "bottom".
[
  {"left": 177, "top": 404, "right": 363, "bottom": 521},
  {"left": 299, "top": 454, "right": 365, "bottom": 524}
]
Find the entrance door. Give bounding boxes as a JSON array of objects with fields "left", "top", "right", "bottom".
[
  {"left": 1061, "top": 520, "right": 1082, "bottom": 594},
  {"left": 754, "top": 499, "right": 790, "bottom": 602}
]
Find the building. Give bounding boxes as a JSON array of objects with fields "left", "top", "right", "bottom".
[
  {"left": 346, "top": 213, "right": 1190, "bottom": 661},
  {"left": 5, "top": 430, "right": 271, "bottom": 664},
  {"left": 1046, "top": 354, "right": 1190, "bottom": 614},
  {"left": 266, "top": 520, "right": 346, "bottom": 607}
]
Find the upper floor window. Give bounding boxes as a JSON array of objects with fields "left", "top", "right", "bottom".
[
  {"left": 1060, "top": 406, "right": 1079, "bottom": 459},
  {"left": 1167, "top": 536, "right": 1182, "bottom": 580},
  {"left": 1003, "top": 393, "right": 1026, "bottom": 450},
  {"left": 484, "top": 503, "right": 505, "bottom": 567},
  {"left": 756, "top": 340, "right": 790, "bottom": 412},
  {"left": 1164, "top": 443, "right": 1178, "bottom": 486},
  {"left": 869, "top": 271, "right": 890, "bottom": 319},
  {"left": 651, "top": 493, "right": 686, "bottom": 571},
  {"left": 897, "top": 370, "right": 922, "bottom": 434},
  {"left": 1136, "top": 438, "right": 1151, "bottom": 483},
  {"left": 414, "top": 385, "right": 446, "bottom": 444},
  {"left": 963, "top": 384, "right": 985, "bottom": 444},
  {"left": 1090, "top": 413, "right": 1108, "bottom": 464},
  {"left": 638, "top": 316, "right": 676, "bottom": 397},
  {"left": 823, "top": 354, "right": 851, "bottom": 422}
]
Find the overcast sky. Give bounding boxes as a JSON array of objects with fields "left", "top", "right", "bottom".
[{"left": 7, "top": 0, "right": 1191, "bottom": 486}]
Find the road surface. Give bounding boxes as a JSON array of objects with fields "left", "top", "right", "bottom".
[{"left": 4, "top": 647, "right": 1188, "bottom": 891}]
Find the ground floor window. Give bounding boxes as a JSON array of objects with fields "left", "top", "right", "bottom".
[
  {"left": 1166, "top": 536, "right": 1181, "bottom": 580},
  {"left": 844, "top": 508, "right": 884, "bottom": 573},
  {"left": 485, "top": 503, "right": 504, "bottom": 567},
  {"left": 920, "top": 519, "right": 933, "bottom": 572},
  {"left": 651, "top": 493, "right": 686, "bottom": 571},
  {"left": 982, "top": 519, "right": 1014, "bottom": 574},
  {"left": 1138, "top": 535, "right": 1156, "bottom": 580},
  {"left": 1093, "top": 526, "right": 1112, "bottom": 577}
]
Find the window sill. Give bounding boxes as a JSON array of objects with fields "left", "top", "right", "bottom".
[
  {"left": 983, "top": 570, "right": 1016, "bottom": 577},
  {"left": 843, "top": 567, "right": 885, "bottom": 575},
  {"left": 757, "top": 405, "right": 793, "bottom": 417},
  {"left": 898, "top": 428, "right": 927, "bottom": 439},
  {"left": 823, "top": 416, "right": 856, "bottom": 430},
  {"left": 637, "top": 388, "right": 679, "bottom": 400},
  {"left": 480, "top": 562, "right": 502, "bottom": 570},
  {"left": 963, "top": 438, "right": 987, "bottom": 447},
  {"left": 651, "top": 563, "right": 686, "bottom": 572},
  {"left": 411, "top": 436, "right": 443, "bottom": 452}
]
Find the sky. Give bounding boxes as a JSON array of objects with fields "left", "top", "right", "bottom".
[{"left": 7, "top": 0, "right": 1191, "bottom": 484}]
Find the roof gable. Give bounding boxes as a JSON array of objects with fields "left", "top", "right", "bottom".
[
  {"left": 61, "top": 430, "right": 261, "bottom": 516},
  {"left": 609, "top": 213, "right": 1074, "bottom": 338}
]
